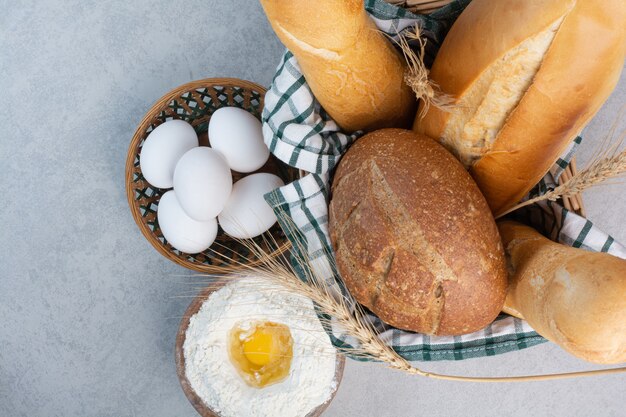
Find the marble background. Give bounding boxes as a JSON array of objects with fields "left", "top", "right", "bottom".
[{"left": 1, "top": 1, "right": 624, "bottom": 416}]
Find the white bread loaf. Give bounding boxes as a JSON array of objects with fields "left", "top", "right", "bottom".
[
  {"left": 414, "top": 0, "right": 626, "bottom": 216},
  {"left": 259, "top": 0, "right": 416, "bottom": 133},
  {"left": 499, "top": 221, "right": 626, "bottom": 364}
]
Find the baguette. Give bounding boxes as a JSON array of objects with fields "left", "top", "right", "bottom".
[
  {"left": 259, "top": 0, "right": 416, "bottom": 133},
  {"left": 414, "top": 0, "right": 626, "bottom": 216},
  {"left": 499, "top": 221, "right": 626, "bottom": 364}
]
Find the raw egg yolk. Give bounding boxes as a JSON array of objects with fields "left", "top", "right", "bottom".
[
  {"left": 242, "top": 331, "right": 273, "bottom": 366},
  {"left": 228, "top": 321, "right": 293, "bottom": 388}
]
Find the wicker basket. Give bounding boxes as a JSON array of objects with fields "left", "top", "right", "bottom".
[
  {"left": 125, "top": 78, "right": 301, "bottom": 274},
  {"left": 385, "top": 0, "right": 455, "bottom": 14}
]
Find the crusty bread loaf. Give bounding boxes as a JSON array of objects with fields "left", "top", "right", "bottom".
[
  {"left": 414, "top": 0, "right": 626, "bottom": 216},
  {"left": 259, "top": 0, "right": 416, "bottom": 133},
  {"left": 499, "top": 221, "right": 626, "bottom": 364},
  {"left": 329, "top": 129, "right": 507, "bottom": 335}
]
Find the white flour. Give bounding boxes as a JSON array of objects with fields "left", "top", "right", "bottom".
[{"left": 183, "top": 277, "right": 338, "bottom": 417}]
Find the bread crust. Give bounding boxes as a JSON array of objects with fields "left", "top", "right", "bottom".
[
  {"left": 259, "top": 0, "right": 416, "bottom": 133},
  {"left": 415, "top": 0, "right": 626, "bottom": 216},
  {"left": 329, "top": 129, "right": 507, "bottom": 335},
  {"left": 499, "top": 221, "right": 626, "bottom": 364}
]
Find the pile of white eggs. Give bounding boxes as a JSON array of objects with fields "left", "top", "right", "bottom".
[{"left": 139, "top": 107, "right": 284, "bottom": 254}]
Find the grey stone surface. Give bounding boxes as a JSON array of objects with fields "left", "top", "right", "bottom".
[{"left": 0, "top": 1, "right": 624, "bottom": 416}]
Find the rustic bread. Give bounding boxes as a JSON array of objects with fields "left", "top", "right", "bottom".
[
  {"left": 414, "top": 0, "right": 626, "bottom": 216},
  {"left": 499, "top": 221, "right": 626, "bottom": 364},
  {"left": 329, "top": 129, "right": 507, "bottom": 335},
  {"left": 259, "top": 0, "right": 416, "bottom": 133}
]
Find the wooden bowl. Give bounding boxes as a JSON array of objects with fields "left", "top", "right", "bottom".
[
  {"left": 125, "top": 78, "right": 301, "bottom": 273},
  {"left": 175, "top": 283, "right": 345, "bottom": 417}
]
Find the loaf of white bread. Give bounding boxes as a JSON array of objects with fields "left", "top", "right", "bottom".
[
  {"left": 499, "top": 221, "right": 626, "bottom": 364},
  {"left": 415, "top": 0, "right": 626, "bottom": 217},
  {"left": 259, "top": 0, "right": 416, "bottom": 133}
]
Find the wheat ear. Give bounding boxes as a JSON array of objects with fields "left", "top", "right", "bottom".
[{"left": 497, "top": 127, "right": 626, "bottom": 219}]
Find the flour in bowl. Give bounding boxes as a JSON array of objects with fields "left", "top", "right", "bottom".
[{"left": 183, "top": 277, "right": 338, "bottom": 417}]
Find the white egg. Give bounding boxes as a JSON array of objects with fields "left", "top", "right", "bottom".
[
  {"left": 173, "top": 147, "right": 232, "bottom": 221},
  {"left": 157, "top": 190, "right": 218, "bottom": 254},
  {"left": 218, "top": 173, "right": 285, "bottom": 239},
  {"left": 139, "top": 119, "right": 198, "bottom": 189},
  {"left": 208, "top": 107, "right": 270, "bottom": 173}
]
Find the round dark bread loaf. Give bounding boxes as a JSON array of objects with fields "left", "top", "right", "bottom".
[{"left": 329, "top": 129, "right": 507, "bottom": 335}]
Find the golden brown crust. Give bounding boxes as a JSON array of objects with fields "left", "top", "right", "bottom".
[
  {"left": 415, "top": 0, "right": 626, "bottom": 216},
  {"left": 499, "top": 221, "right": 626, "bottom": 364},
  {"left": 259, "top": 0, "right": 416, "bottom": 133},
  {"left": 415, "top": 0, "right": 574, "bottom": 139},
  {"left": 329, "top": 129, "right": 507, "bottom": 335}
]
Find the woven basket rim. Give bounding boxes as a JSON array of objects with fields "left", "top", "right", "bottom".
[{"left": 125, "top": 77, "right": 296, "bottom": 274}]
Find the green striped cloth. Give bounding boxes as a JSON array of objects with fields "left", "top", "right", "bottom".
[{"left": 261, "top": 0, "right": 626, "bottom": 361}]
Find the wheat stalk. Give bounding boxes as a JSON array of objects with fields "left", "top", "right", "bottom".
[
  {"left": 497, "top": 127, "right": 626, "bottom": 219},
  {"left": 204, "top": 213, "right": 626, "bottom": 382},
  {"left": 210, "top": 226, "right": 418, "bottom": 368},
  {"left": 392, "top": 27, "right": 455, "bottom": 118}
]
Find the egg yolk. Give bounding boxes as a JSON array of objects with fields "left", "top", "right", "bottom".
[
  {"left": 242, "top": 331, "right": 274, "bottom": 366},
  {"left": 228, "top": 321, "right": 293, "bottom": 388}
]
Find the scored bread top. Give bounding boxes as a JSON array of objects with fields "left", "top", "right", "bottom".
[
  {"left": 329, "top": 129, "right": 507, "bottom": 335},
  {"left": 415, "top": 0, "right": 626, "bottom": 216}
]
